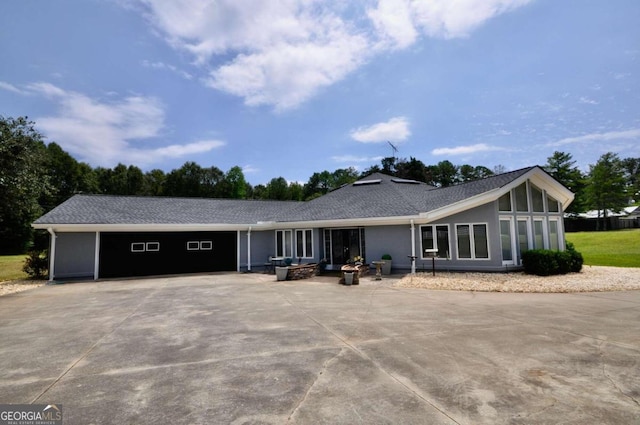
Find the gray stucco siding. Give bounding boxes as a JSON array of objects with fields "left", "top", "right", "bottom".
[{"left": 54, "top": 232, "right": 96, "bottom": 279}]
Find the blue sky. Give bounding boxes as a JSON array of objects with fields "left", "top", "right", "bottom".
[{"left": 1, "top": 0, "right": 639, "bottom": 185}]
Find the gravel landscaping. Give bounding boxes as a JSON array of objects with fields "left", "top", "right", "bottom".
[
  {"left": 0, "top": 280, "right": 45, "bottom": 296},
  {"left": 395, "top": 265, "right": 640, "bottom": 293}
]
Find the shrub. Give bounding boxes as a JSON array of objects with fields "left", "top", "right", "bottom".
[
  {"left": 522, "top": 246, "right": 583, "bottom": 276},
  {"left": 23, "top": 249, "right": 48, "bottom": 279},
  {"left": 381, "top": 254, "right": 392, "bottom": 260}
]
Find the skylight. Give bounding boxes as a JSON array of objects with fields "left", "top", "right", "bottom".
[
  {"left": 353, "top": 179, "right": 382, "bottom": 186},
  {"left": 391, "top": 178, "right": 420, "bottom": 184}
]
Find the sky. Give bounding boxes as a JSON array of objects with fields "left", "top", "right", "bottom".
[{"left": 1, "top": 0, "right": 639, "bottom": 185}]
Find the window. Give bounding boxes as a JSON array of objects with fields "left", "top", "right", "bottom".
[
  {"left": 276, "top": 230, "right": 292, "bottom": 257},
  {"left": 515, "top": 183, "right": 528, "bottom": 212},
  {"left": 131, "top": 242, "right": 145, "bottom": 252},
  {"left": 498, "top": 192, "right": 512, "bottom": 212},
  {"left": 456, "top": 224, "right": 489, "bottom": 260},
  {"left": 295, "top": 229, "right": 313, "bottom": 258},
  {"left": 547, "top": 195, "right": 559, "bottom": 213},
  {"left": 200, "top": 241, "right": 213, "bottom": 250},
  {"left": 131, "top": 242, "right": 160, "bottom": 252},
  {"left": 187, "top": 241, "right": 200, "bottom": 251},
  {"left": 517, "top": 219, "right": 530, "bottom": 258},
  {"left": 534, "top": 219, "right": 545, "bottom": 249},
  {"left": 420, "top": 225, "right": 450, "bottom": 259},
  {"left": 500, "top": 219, "right": 513, "bottom": 262},
  {"left": 549, "top": 220, "right": 559, "bottom": 250},
  {"left": 146, "top": 242, "right": 160, "bottom": 252},
  {"left": 531, "top": 185, "right": 544, "bottom": 212},
  {"left": 187, "top": 241, "right": 213, "bottom": 251}
]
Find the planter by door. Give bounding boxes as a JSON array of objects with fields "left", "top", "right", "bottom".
[
  {"left": 381, "top": 261, "right": 392, "bottom": 275},
  {"left": 343, "top": 272, "right": 354, "bottom": 285},
  {"left": 275, "top": 267, "right": 288, "bottom": 281}
]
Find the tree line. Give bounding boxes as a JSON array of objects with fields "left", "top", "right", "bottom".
[{"left": 1, "top": 115, "right": 638, "bottom": 253}]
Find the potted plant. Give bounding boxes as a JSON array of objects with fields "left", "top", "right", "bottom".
[{"left": 381, "top": 254, "right": 392, "bottom": 275}]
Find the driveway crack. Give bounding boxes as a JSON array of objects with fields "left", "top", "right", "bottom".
[
  {"left": 30, "top": 281, "right": 169, "bottom": 403},
  {"left": 598, "top": 339, "right": 640, "bottom": 408}
]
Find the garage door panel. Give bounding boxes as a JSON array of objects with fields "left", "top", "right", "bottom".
[{"left": 99, "top": 232, "right": 236, "bottom": 278}]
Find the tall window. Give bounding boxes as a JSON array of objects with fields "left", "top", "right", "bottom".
[
  {"left": 533, "top": 220, "right": 545, "bottom": 249},
  {"left": 456, "top": 224, "right": 489, "bottom": 260},
  {"left": 276, "top": 230, "right": 292, "bottom": 257},
  {"left": 549, "top": 220, "right": 559, "bottom": 250},
  {"left": 500, "top": 219, "right": 513, "bottom": 262},
  {"left": 547, "top": 195, "right": 559, "bottom": 213},
  {"left": 517, "top": 219, "right": 530, "bottom": 259},
  {"left": 531, "top": 185, "right": 544, "bottom": 212},
  {"left": 420, "top": 225, "right": 450, "bottom": 259},
  {"left": 515, "top": 183, "right": 528, "bottom": 212},
  {"left": 295, "top": 229, "right": 313, "bottom": 258}
]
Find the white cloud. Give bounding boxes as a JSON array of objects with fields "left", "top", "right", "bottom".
[
  {"left": 0, "top": 81, "right": 27, "bottom": 94},
  {"left": 548, "top": 129, "right": 640, "bottom": 147},
  {"left": 9, "top": 81, "right": 224, "bottom": 167},
  {"left": 131, "top": 0, "right": 531, "bottom": 110},
  {"left": 242, "top": 165, "right": 260, "bottom": 174},
  {"left": 579, "top": 96, "right": 598, "bottom": 105},
  {"left": 350, "top": 116, "right": 411, "bottom": 143},
  {"left": 141, "top": 60, "right": 193, "bottom": 80},
  {"left": 431, "top": 143, "right": 505, "bottom": 156}
]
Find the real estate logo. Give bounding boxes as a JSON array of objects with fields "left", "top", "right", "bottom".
[{"left": 0, "top": 404, "right": 63, "bottom": 425}]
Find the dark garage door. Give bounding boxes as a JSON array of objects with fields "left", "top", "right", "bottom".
[{"left": 99, "top": 231, "right": 237, "bottom": 278}]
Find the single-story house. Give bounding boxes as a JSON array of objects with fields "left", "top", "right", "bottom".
[
  {"left": 33, "top": 166, "right": 574, "bottom": 281},
  {"left": 564, "top": 205, "right": 640, "bottom": 232}
]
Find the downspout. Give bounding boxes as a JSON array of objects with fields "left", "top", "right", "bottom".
[
  {"left": 47, "top": 228, "right": 56, "bottom": 282},
  {"left": 410, "top": 220, "right": 416, "bottom": 274},
  {"left": 247, "top": 226, "right": 252, "bottom": 272}
]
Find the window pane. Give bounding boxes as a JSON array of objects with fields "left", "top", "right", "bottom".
[
  {"left": 187, "top": 241, "right": 199, "bottom": 251},
  {"left": 473, "top": 224, "right": 489, "bottom": 258},
  {"left": 305, "top": 230, "right": 313, "bottom": 257},
  {"left": 549, "top": 221, "right": 559, "bottom": 250},
  {"left": 534, "top": 220, "right": 544, "bottom": 249},
  {"left": 500, "top": 220, "right": 513, "bottom": 261},
  {"left": 518, "top": 220, "right": 529, "bottom": 256},
  {"left": 531, "top": 185, "right": 544, "bottom": 212},
  {"left": 421, "top": 226, "right": 434, "bottom": 257},
  {"left": 515, "top": 183, "right": 528, "bottom": 212},
  {"left": 498, "top": 192, "right": 512, "bottom": 212},
  {"left": 547, "top": 195, "right": 559, "bottom": 212},
  {"left": 284, "top": 230, "right": 292, "bottom": 257},
  {"left": 436, "top": 225, "right": 450, "bottom": 259},
  {"left": 146, "top": 242, "right": 159, "bottom": 252},
  {"left": 296, "top": 231, "right": 304, "bottom": 257},
  {"left": 276, "top": 231, "right": 283, "bottom": 257},
  {"left": 200, "top": 241, "right": 212, "bottom": 250},
  {"left": 131, "top": 242, "right": 145, "bottom": 252},
  {"left": 457, "top": 225, "right": 471, "bottom": 258}
]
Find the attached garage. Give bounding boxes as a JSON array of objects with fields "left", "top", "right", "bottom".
[{"left": 99, "top": 231, "right": 237, "bottom": 278}]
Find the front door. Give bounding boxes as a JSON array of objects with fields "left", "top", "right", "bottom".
[{"left": 326, "top": 228, "right": 364, "bottom": 266}]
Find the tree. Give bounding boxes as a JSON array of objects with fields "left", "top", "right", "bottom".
[
  {"left": 265, "top": 177, "right": 289, "bottom": 200},
  {"left": 395, "top": 157, "right": 429, "bottom": 182},
  {"left": 0, "top": 116, "right": 50, "bottom": 253},
  {"left": 544, "top": 151, "right": 587, "bottom": 214},
  {"left": 434, "top": 160, "right": 459, "bottom": 187},
  {"left": 222, "top": 166, "right": 248, "bottom": 199},
  {"left": 585, "top": 152, "right": 628, "bottom": 230},
  {"left": 621, "top": 157, "right": 640, "bottom": 203},
  {"left": 142, "top": 169, "right": 166, "bottom": 196}
]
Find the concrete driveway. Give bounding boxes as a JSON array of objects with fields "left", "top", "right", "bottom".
[{"left": 1, "top": 273, "right": 639, "bottom": 424}]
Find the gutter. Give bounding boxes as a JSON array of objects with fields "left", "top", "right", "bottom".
[{"left": 47, "top": 228, "right": 56, "bottom": 282}]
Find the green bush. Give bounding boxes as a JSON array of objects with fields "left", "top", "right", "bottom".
[
  {"left": 521, "top": 245, "right": 583, "bottom": 276},
  {"left": 22, "top": 249, "right": 48, "bottom": 279}
]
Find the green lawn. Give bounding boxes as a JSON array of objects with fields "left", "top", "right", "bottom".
[
  {"left": 566, "top": 229, "right": 640, "bottom": 268},
  {"left": 0, "top": 255, "right": 29, "bottom": 281}
]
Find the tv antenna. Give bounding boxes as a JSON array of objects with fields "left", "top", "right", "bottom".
[{"left": 387, "top": 141, "right": 398, "bottom": 159}]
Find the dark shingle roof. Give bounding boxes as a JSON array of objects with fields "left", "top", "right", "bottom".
[
  {"left": 33, "top": 195, "right": 301, "bottom": 225},
  {"left": 34, "top": 167, "right": 537, "bottom": 226}
]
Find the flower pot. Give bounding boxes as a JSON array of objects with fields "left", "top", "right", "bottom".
[
  {"left": 275, "top": 267, "right": 289, "bottom": 281},
  {"left": 343, "top": 272, "right": 354, "bottom": 286},
  {"left": 381, "top": 260, "right": 392, "bottom": 275}
]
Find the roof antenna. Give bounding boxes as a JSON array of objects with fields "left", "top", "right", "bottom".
[{"left": 387, "top": 141, "right": 398, "bottom": 159}]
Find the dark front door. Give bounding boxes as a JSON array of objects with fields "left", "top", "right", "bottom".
[
  {"left": 99, "top": 231, "right": 237, "bottom": 278},
  {"left": 330, "top": 229, "right": 362, "bottom": 265}
]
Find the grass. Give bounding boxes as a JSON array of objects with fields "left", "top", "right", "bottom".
[
  {"left": 0, "top": 255, "right": 29, "bottom": 281},
  {"left": 566, "top": 229, "right": 640, "bottom": 268}
]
